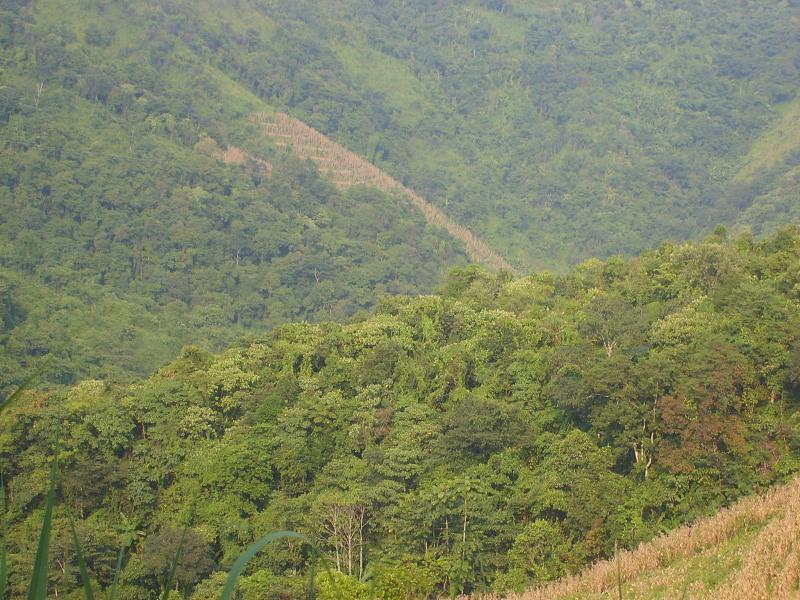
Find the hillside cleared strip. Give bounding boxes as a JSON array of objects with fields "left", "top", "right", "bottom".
[{"left": 250, "top": 112, "right": 516, "bottom": 273}]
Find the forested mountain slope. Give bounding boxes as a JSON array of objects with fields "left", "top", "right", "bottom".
[
  {"left": 180, "top": 0, "right": 798, "bottom": 270},
  {"left": 2, "top": 0, "right": 800, "bottom": 392},
  {"left": 3, "top": 228, "right": 800, "bottom": 599},
  {"left": 0, "top": 0, "right": 471, "bottom": 394}
]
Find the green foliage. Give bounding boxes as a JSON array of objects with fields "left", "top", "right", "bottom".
[
  {"left": 0, "top": 480, "right": 6, "bottom": 600},
  {"left": 0, "top": 549, "right": 5, "bottom": 600},
  {"left": 372, "top": 561, "right": 438, "bottom": 600},
  {"left": 3, "top": 230, "right": 800, "bottom": 597},
  {"left": 144, "top": 527, "right": 211, "bottom": 598},
  {"left": 26, "top": 458, "right": 57, "bottom": 600},
  {"left": 316, "top": 571, "right": 368, "bottom": 600},
  {"left": 494, "top": 519, "right": 568, "bottom": 593},
  {"left": 1, "top": 3, "right": 800, "bottom": 595},
  {"left": 219, "top": 531, "right": 311, "bottom": 600},
  {"left": 2, "top": 0, "right": 799, "bottom": 395},
  {"left": 69, "top": 516, "right": 96, "bottom": 600},
  {"left": 156, "top": 0, "right": 798, "bottom": 271},
  {"left": 108, "top": 549, "right": 124, "bottom": 600},
  {"left": 0, "top": 0, "right": 468, "bottom": 395}
]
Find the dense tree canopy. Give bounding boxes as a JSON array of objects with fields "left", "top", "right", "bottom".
[
  {"left": 3, "top": 229, "right": 800, "bottom": 598},
  {"left": 3, "top": 0, "right": 798, "bottom": 272},
  {"left": 2, "top": 0, "right": 799, "bottom": 393}
]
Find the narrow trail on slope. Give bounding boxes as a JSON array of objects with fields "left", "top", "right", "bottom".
[{"left": 249, "top": 112, "right": 516, "bottom": 274}]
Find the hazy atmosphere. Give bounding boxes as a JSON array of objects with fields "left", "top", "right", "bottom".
[{"left": 1, "top": 1, "right": 799, "bottom": 599}]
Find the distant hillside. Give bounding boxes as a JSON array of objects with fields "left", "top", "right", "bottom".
[
  {"left": 3, "top": 0, "right": 799, "bottom": 391},
  {"left": 511, "top": 477, "right": 800, "bottom": 600},
  {"left": 734, "top": 99, "right": 800, "bottom": 182},
  {"left": 0, "top": 0, "right": 470, "bottom": 393},
  {"left": 3, "top": 0, "right": 794, "bottom": 274},
  {"left": 193, "top": 0, "right": 799, "bottom": 270}
]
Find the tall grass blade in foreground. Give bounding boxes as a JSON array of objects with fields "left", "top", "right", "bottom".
[
  {"left": 1, "top": 479, "right": 7, "bottom": 600},
  {"left": 27, "top": 456, "right": 57, "bottom": 600},
  {"left": 107, "top": 549, "right": 125, "bottom": 600},
  {"left": 2, "top": 359, "right": 53, "bottom": 599},
  {"left": 220, "top": 531, "right": 311, "bottom": 600},
  {"left": 0, "top": 358, "right": 50, "bottom": 416},
  {"left": 70, "top": 516, "right": 95, "bottom": 600},
  {"left": 0, "top": 538, "right": 6, "bottom": 600},
  {"left": 306, "top": 542, "right": 319, "bottom": 600},
  {"left": 161, "top": 526, "right": 189, "bottom": 600},
  {"left": 615, "top": 541, "right": 623, "bottom": 600}
]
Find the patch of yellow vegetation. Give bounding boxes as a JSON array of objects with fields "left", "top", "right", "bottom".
[
  {"left": 735, "top": 98, "right": 800, "bottom": 181},
  {"left": 481, "top": 477, "right": 800, "bottom": 600},
  {"left": 472, "top": 6, "right": 529, "bottom": 46}
]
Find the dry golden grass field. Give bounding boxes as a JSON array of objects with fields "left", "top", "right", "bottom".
[{"left": 474, "top": 477, "right": 800, "bottom": 600}]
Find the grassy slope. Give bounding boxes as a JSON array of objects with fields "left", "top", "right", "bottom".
[
  {"left": 731, "top": 98, "right": 800, "bottom": 238},
  {"left": 735, "top": 98, "right": 800, "bottom": 181},
  {"left": 251, "top": 112, "right": 514, "bottom": 271},
  {"left": 507, "top": 477, "right": 800, "bottom": 600}
]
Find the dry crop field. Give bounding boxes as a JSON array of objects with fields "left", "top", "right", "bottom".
[
  {"left": 250, "top": 112, "right": 515, "bottom": 273},
  {"left": 471, "top": 477, "right": 800, "bottom": 600}
]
